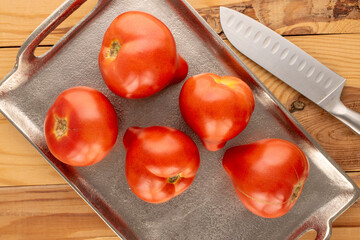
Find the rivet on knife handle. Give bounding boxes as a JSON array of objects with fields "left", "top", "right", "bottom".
[{"left": 220, "top": 7, "right": 360, "bottom": 134}]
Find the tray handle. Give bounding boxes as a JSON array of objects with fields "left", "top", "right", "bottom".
[
  {"left": 16, "top": 0, "right": 109, "bottom": 68},
  {"left": 309, "top": 222, "right": 331, "bottom": 240}
]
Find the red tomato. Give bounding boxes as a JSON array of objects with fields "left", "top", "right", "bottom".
[
  {"left": 44, "top": 86, "right": 118, "bottom": 166},
  {"left": 179, "top": 73, "right": 255, "bottom": 151},
  {"left": 123, "top": 126, "right": 200, "bottom": 203},
  {"left": 222, "top": 138, "right": 310, "bottom": 218},
  {"left": 98, "top": 11, "right": 188, "bottom": 99}
]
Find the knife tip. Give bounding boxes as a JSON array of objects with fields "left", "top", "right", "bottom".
[{"left": 219, "top": 6, "right": 231, "bottom": 21}]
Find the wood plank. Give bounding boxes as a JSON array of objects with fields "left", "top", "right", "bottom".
[
  {"left": 186, "top": 0, "right": 242, "bottom": 9},
  {"left": 0, "top": 185, "right": 117, "bottom": 239},
  {"left": 0, "top": 47, "right": 51, "bottom": 80},
  {"left": 0, "top": 112, "right": 66, "bottom": 186},
  {"left": 197, "top": 0, "right": 360, "bottom": 35},
  {"left": 0, "top": 0, "right": 98, "bottom": 47},
  {"left": 332, "top": 172, "right": 360, "bottom": 227},
  {"left": 331, "top": 227, "right": 360, "bottom": 240},
  {"left": 1, "top": 0, "right": 360, "bottom": 47}
]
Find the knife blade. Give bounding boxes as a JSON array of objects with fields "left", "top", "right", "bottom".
[{"left": 220, "top": 7, "right": 360, "bottom": 134}]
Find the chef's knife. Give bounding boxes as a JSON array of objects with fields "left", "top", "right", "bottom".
[{"left": 220, "top": 7, "right": 360, "bottom": 134}]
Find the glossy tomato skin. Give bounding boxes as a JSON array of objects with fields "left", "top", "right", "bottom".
[
  {"left": 123, "top": 126, "right": 200, "bottom": 204},
  {"left": 222, "top": 138, "right": 310, "bottom": 218},
  {"left": 179, "top": 73, "right": 255, "bottom": 151},
  {"left": 98, "top": 11, "right": 188, "bottom": 99},
  {"left": 44, "top": 86, "right": 118, "bottom": 166}
]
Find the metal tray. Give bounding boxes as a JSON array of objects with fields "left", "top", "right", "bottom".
[{"left": 1, "top": 0, "right": 359, "bottom": 239}]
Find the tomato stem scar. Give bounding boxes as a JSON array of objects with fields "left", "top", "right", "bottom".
[
  {"left": 107, "top": 40, "right": 121, "bottom": 58},
  {"left": 167, "top": 174, "right": 182, "bottom": 184},
  {"left": 291, "top": 182, "right": 303, "bottom": 202},
  {"left": 54, "top": 115, "right": 68, "bottom": 139}
]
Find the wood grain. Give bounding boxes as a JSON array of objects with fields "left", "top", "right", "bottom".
[
  {"left": 197, "top": 0, "right": 360, "bottom": 35},
  {"left": 0, "top": 112, "right": 66, "bottom": 187},
  {"left": 0, "top": 0, "right": 98, "bottom": 47},
  {"left": 0, "top": 185, "right": 117, "bottom": 239},
  {"left": 333, "top": 172, "right": 360, "bottom": 227},
  {"left": 0, "top": 47, "right": 51, "bottom": 80}
]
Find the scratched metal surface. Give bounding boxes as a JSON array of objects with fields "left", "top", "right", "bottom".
[{"left": 0, "top": 0, "right": 359, "bottom": 239}]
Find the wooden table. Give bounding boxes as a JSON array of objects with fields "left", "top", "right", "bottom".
[{"left": 0, "top": 0, "right": 359, "bottom": 239}]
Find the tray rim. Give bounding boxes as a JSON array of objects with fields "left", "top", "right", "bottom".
[{"left": 0, "top": 0, "right": 359, "bottom": 239}]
